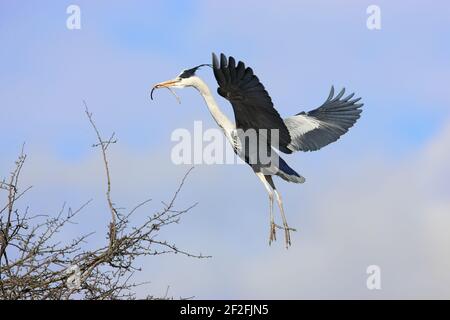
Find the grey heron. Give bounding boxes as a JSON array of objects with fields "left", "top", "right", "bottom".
[{"left": 151, "top": 53, "right": 363, "bottom": 248}]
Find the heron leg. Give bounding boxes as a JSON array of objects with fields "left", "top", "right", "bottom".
[
  {"left": 273, "top": 188, "right": 296, "bottom": 249},
  {"left": 268, "top": 191, "right": 276, "bottom": 244},
  {"left": 255, "top": 172, "right": 277, "bottom": 245}
]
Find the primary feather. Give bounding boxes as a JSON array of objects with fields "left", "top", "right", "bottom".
[
  {"left": 284, "top": 86, "right": 363, "bottom": 152},
  {"left": 212, "top": 53, "right": 293, "bottom": 154}
]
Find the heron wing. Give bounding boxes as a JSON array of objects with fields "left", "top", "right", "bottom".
[
  {"left": 212, "top": 53, "right": 292, "bottom": 154},
  {"left": 284, "top": 86, "right": 363, "bottom": 152}
]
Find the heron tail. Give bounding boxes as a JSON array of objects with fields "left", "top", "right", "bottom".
[{"left": 276, "top": 156, "right": 305, "bottom": 184}]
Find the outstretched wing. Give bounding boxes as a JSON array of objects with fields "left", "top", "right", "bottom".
[
  {"left": 284, "top": 86, "right": 363, "bottom": 152},
  {"left": 212, "top": 53, "right": 292, "bottom": 154}
]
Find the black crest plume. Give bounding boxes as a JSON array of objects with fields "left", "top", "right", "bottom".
[{"left": 179, "top": 64, "right": 212, "bottom": 78}]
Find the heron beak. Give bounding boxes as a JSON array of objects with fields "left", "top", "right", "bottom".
[{"left": 151, "top": 79, "right": 179, "bottom": 100}]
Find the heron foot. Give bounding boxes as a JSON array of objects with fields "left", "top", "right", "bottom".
[
  {"left": 274, "top": 223, "right": 296, "bottom": 248},
  {"left": 270, "top": 223, "right": 296, "bottom": 248},
  {"left": 284, "top": 226, "right": 291, "bottom": 248},
  {"left": 269, "top": 221, "right": 277, "bottom": 245}
]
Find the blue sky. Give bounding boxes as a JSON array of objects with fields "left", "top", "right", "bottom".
[{"left": 1, "top": 1, "right": 450, "bottom": 298}]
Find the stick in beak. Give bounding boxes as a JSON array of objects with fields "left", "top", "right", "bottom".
[{"left": 150, "top": 80, "right": 181, "bottom": 104}]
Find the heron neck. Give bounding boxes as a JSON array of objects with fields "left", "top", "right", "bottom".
[{"left": 194, "top": 78, "right": 234, "bottom": 132}]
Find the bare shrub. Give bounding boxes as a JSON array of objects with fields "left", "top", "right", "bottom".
[{"left": 0, "top": 106, "right": 209, "bottom": 299}]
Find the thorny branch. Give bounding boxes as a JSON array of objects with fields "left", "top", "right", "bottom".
[
  {"left": 84, "top": 101, "right": 118, "bottom": 247},
  {"left": 0, "top": 105, "right": 209, "bottom": 300}
]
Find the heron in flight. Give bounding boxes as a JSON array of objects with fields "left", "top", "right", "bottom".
[{"left": 151, "top": 53, "right": 363, "bottom": 248}]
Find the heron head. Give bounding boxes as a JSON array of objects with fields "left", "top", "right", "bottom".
[{"left": 151, "top": 64, "right": 211, "bottom": 101}]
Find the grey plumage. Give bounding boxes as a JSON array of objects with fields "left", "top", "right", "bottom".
[
  {"left": 211, "top": 53, "right": 363, "bottom": 186},
  {"left": 284, "top": 86, "right": 363, "bottom": 152}
]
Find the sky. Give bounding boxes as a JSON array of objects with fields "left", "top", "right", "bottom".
[{"left": 1, "top": 0, "right": 450, "bottom": 299}]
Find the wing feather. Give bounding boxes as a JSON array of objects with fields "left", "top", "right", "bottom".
[
  {"left": 211, "top": 53, "right": 292, "bottom": 153},
  {"left": 285, "top": 86, "right": 363, "bottom": 152}
]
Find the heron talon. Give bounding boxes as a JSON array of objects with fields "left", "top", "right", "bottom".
[
  {"left": 274, "top": 224, "right": 296, "bottom": 232},
  {"left": 282, "top": 223, "right": 295, "bottom": 249},
  {"left": 269, "top": 221, "right": 277, "bottom": 245}
]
